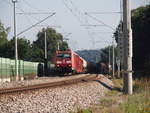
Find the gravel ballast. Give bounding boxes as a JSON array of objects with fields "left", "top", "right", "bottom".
[
  {"left": 0, "top": 74, "right": 89, "bottom": 89},
  {"left": 0, "top": 75, "right": 113, "bottom": 113}
]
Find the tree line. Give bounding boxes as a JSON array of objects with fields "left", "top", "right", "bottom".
[{"left": 0, "top": 21, "right": 69, "bottom": 62}]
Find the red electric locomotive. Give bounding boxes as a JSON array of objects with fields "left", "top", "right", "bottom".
[{"left": 54, "top": 50, "right": 87, "bottom": 74}]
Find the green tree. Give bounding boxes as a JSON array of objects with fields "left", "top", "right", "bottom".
[
  {"left": 114, "top": 5, "right": 150, "bottom": 76},
  {"left": 0, "top": 21, "right": 9, "bottom": 57},
  {"left": 131, "top": 5, "right": 150, "bottom": 75},
  {"left": 17, "top": 38, "right": 32, "bottom": 60},
  {"left": 100, "top": 46, "right": 111, "bottom": 63},
  {"left": 31, "top": 27, "right": 69, "bottom": 62},
  {"left": 5, "top": 37, "right": 32, "bottom": 60},
  {"left": 100, "top": 46, "right": 118, "bottom": 65}
]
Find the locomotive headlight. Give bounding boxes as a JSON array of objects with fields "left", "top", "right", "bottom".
[
  {"left": 57, "top": 61, "right": 62, "bottom": 64},
  {"left": 66, "top": 61, "right": 71, "bottom": 63}
]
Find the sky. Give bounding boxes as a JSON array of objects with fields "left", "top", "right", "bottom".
[{"left": 0, "top": 0, "right": 149, "bottom": 50}]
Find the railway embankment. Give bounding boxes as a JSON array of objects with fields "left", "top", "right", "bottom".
[{"left": 0, "top": 74, "right": 113, "bottom": 113}]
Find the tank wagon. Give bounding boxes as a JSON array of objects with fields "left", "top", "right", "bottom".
[{"left": 54, "top": 50, "right": 87, "bottom": 74}]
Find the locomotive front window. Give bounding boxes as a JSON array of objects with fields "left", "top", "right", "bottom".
[
  {"left": 57, "top": 54, "right": 63, "bottom": 58},
  {"left": 57, "top": 53, "right": 71, "bottom": 59},
  {"left": 64, "top": 54, "right": 71, "bottom": 58}
]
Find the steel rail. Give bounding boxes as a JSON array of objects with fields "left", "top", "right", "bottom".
[{"left": 0, "top": 75, "right": 98, "bottom": 94}]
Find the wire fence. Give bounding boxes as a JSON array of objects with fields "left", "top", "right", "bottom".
[{"left": 0, "top": 57, "right": 39, "bottom": 82}]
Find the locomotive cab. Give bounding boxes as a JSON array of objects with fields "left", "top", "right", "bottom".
[{"left": 54, "top": 51, "right": 72, "bottom": 73}]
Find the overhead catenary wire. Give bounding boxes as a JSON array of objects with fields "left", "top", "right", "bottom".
[
  {"left": 18, "top": 0, "right": 55, "bottom": 27},
  {"left": 16, "top": 3, "right": 43, "bottom": 22},
  {"left": 67, "top": 0, "right": 83, "bottom": 19},
  {"left": 83, "top": 12, "right": 114, "bottom": 49},
  {"left": 17, "top": 6, "right": 58, "bottom": 34},
  {"left": 3, "top": 0, "right": 29, "bottom": 14},
  {"left": 5, "top": 0, "right": 53, "bottom": 32},
  {"left": 3, "top": 0, "right": 40, "bottom": 32},
  {"left": 17, "top": 13, "right": 56, "bottom": 36},
  {"left": 85, "top": 11, "right": 116, "bottom": 73},
  {"left": 62, "top": 0, "right": 82, "bottom": 23},
  {"left": 63, "top": 0, "right": 100, "bottom": 39},
  {"left": 62, "top": 0, "right": 96, "bottom": 49},
  {"left": 13, "top": 1, "right": 57, "bottom": 35},
  {"left": 16, "top": 4, "right": 42, "bottom": 31},
  {"left": 62, "top": 0, "right": 117, "bottom": 50},
  {"left": 83, "top": 15, "right": 96, "bottom": 49},
  {"left": 22, "top": 0, "right": 42, "bottom": 12}
]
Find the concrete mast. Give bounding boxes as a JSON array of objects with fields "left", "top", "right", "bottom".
[
  {"left": 123, "top": 0, "right": 133, "bottom": 94},
  {"left": 12, "top": 0, "right": 18, "bottom": 80}
]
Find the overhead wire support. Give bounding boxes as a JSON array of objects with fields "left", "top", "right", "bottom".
[
  {"left": 64, "top": 32, "right": 72, "bottom": 39},
  {"left": 17, "top": 12, "right": 56, "bottom": 36},
  {"left": 80, "top": 24, "right": 106, "bottom": 27},
  {"left": 85, "top": 12, "right": 115, "bottom": 31},
  {"left": 91, "top": 32, "right": 113, "bottom": 34},
  {"left": 37, "top": 25, "right": 61, "bottom": 28},
  {"left": 86, "top": 12, "right": 121, "bottom": 14},
  {"left": 16, "top": 12, "right": 55, "bottom": 15}
]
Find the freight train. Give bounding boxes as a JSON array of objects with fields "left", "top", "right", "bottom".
[
  {"left": 37, "top": 50, "right": 110, "bottom": 76},
  {"left": 54, "top": 50, "right": 87, "bottom": 74},
  {"left": 54, "top": 50, "right": 109, "bottom": 75}
]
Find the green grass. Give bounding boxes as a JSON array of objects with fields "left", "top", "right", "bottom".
[
  {"left": 80, "top": 109, "right": 92, "bottom": 113},
  {"left": 70, "top": 109, "right": 92, "bottom": 113},
  {"left": 120, "top": 78, "right": 150, "bottom": 113},
  {"left": 112, "top": 79, "right": 123, "bottom": 88},
  {"left": 100, "top": 98, "right": 117, "bottom": 107},
  {"left": 120, "top": 93, "right": 150, "bottom": 113},
  {"left": 105, "top": 90, "right": 118, "bottom": 96}
]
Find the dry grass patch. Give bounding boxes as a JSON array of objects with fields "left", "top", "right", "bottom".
[{"left": 73, "top": 77, "right": 150, "bottom": 113}]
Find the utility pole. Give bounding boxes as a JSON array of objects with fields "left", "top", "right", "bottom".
[
  {"left": 108, "top": 45, "right": 111, "bottom": 75},
  {"left": 117, "top": 25, "right": 123, "bottom": 78},
  {"left": 123, "top": 0, "right": 133, "bottom": 94},
  {"left": 57, "top": 42, "right": 60, "bottom": 50},
  {"left": 12, "top": 0, "right": 18, "bottom": 80},
  {"left": 112, "top": 37, "right": 115, "bottom": 78},
  {"left": 117, "top": 0, "right": 123, "bottom": 78},
  {"left": 44, "top": 28, "right": 48, "bottom": 76},
  {"left": 44, "top": 29, "right": 47, "bottom": 59}
]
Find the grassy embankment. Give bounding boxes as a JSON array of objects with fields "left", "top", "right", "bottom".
[{"left": 71, "top": 77, "right": 150, "bottom": 113}]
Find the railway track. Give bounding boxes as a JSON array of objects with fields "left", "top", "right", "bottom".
[{"left": 0, "top": 74, "right": 98, "bottom": 94}]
